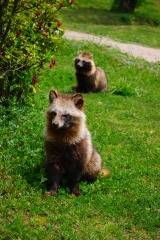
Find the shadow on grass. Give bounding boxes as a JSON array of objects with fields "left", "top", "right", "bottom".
[{"left": 15, "top": 162, "right": 46, "bottom": 192}]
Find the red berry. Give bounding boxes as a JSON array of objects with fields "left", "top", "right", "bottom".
[
  {"left": 38, "top": 21, "right": 43, "bottom": 25},
  {"left": 51, "top": 60, "right": 56, "bottom": 66},
  {"left": 16, "top": 30, "right": 21, "bottom": 36},
  {"left": 70, "top": 0, "right": 74, "bottom": 4},
  {"left": 50, "top": 59, "right": 56, "bottom": 68},
  {"left": 57, "top": 21, "right": 62, "bottom": 27},
  {"left": 36, "top": 12, "right": 41, "bottom": 16},
  {"left": 33, "top": 76, "right": 38, "bottom": 83}
]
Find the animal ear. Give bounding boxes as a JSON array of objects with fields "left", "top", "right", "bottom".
[
  {"left": 78, "top": 50, "right": 82, "bottom": 55},
  {"left": 88, "top": 53, "right": 93, "bottom": 59},
  {"left": 72, "top": 94, "right": 84, "bottom": 110},
  {"left": 49, "top": 89, "right": 58, "bottom": 103}
]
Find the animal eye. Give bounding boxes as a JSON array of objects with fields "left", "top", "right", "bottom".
[
  {"left": 62, "top": 114, "right": 71, "bottom": 120},
  {"left": 83, "top": 60, "right": 89, "bottom": 65},
  {"left": 50, "top": 111, "right": 56, "bottom": 118}
]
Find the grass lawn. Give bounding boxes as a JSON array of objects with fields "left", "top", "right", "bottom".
[
  {"left": 61, "top": 0, "right": 160, "bottom": 48},
  {"left": 1, "top": 39, "right": 160, "bottom": 239}
]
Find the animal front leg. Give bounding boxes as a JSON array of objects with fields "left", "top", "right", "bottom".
[
  {"left": 46, "top": 163, "right": 63, "bottom": 196},
  {"left": 70, "top": 184, "right": 82, "bottom": 197},
  {"left": 68, "top": 173, "right": 82, "bottom": 197}
]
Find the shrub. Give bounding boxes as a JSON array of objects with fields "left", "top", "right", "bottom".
[
  {"left": 0, "top": 0, "right": 74, "bottom": 104},
  {"left": 110, "top": 79, "right": 140, "bottom": 97},
  {"left": 111, "top": 0, "right": 146, "bottom": 13}
]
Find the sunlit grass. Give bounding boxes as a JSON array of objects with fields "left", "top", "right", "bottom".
[
  {"left": 61, "top": 0, "right": 160, "bottom": 48},
  {"left": 1, "top": 39, "right": 160, "bottom": 239}
]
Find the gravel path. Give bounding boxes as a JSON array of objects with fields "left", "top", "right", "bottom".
[{"left": 63, "top": 30, "right": 160, "bottom": 63}]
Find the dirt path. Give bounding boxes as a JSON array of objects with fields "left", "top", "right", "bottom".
[{"left": 63, "top": 30, "right": 160, "bottom": 63}]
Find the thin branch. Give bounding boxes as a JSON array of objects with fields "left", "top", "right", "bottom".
[
  {"left": 0, "top": 0, "right": 10, "bottom": 46},
  {"left": 2, "top": 63, "right": 28, "bottom": 76},
  {"left": 1, "top": 0, "right": 10, "bottom": 9},
  {"left": 0, "top": 0, "right": 20, "bottom": 49}
]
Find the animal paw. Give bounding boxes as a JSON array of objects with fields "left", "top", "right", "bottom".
[
  {"left": 50, "top": 189, "right": 57, "bottom": 196},
  {"left": 71, "top": 189, "right": 82, "bottom": 197}
]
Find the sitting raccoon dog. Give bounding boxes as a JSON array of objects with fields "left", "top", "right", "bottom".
[
  {"left": 44, "top": 89, "right": 109, "bottom": 197},
  {"left": 73, "top": 50, "right": 108, "bottom": 93}
]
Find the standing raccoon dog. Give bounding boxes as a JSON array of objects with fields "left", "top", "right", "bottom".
[
  {"left": 73, "top": 50, "right": 108, "bottom": 93},
  {"left": 44, "top": 89, "right": 109, "bottom": 197}
]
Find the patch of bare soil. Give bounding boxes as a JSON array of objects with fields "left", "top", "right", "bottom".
[{"left": 63, "top": 30, "right": 160, "bottom": 63}]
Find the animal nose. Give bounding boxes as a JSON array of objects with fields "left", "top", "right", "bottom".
[
  {"left": 77, "top": 61, "right": 83, "bottom": 67},
  {"left": 52, "top": 122, "right": 59, "bottom": 129}
]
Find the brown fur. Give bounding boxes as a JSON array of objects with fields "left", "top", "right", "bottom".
[
  {"left": 44, "top": 89, "right": 109, "bottom": 197},
  {"left": 73, "top": 50, "right": 108, "bottom": 93}
]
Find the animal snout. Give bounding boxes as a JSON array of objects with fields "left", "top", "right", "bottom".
[
  {"left": 77, "top": 61, "right": 83, "bottom": 67},
  {"left": 52, "top": 122, "right": 59, "bottom": 129}
]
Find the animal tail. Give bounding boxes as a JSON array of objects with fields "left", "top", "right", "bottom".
[{"left": 100, "top": 168, "right": 110, "bottom": 178}]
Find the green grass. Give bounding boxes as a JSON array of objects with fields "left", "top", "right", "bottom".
[
  {"left": 61, "top": 0, "right": 160, "bottom": 48},
  {"left": 1, "top": 39, "right": 160, "bottom": 239}
]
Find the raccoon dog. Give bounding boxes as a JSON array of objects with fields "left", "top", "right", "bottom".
[
  {"left": 73, "top": 50, "right": 108, "bottom": 93},
  {"left": 44, "top": 89, "right": 109, "bottom": 197}
]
